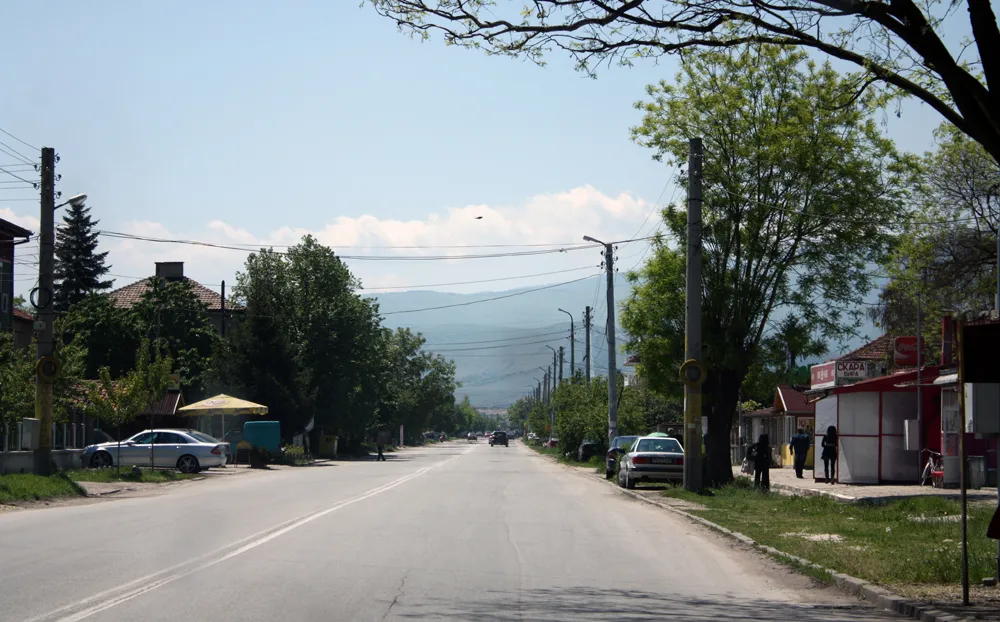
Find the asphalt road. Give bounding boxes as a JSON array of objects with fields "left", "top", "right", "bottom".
[{"left": 0, "top": 441, "right": 903, "bottom": 621}]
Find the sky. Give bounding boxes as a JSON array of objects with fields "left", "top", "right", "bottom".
[{"left": 0, "top": 1, "right": 957, "bottom": 313}]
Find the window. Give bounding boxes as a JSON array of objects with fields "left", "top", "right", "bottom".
[
  {"left": 130, "top": 432, "right": 155, "bottom": 444},
  {"left": 154, "top": 433, "right": 186, "bottom": 444},
  {"left": 188, "top": 431, "right": 221, "bottom": 444},
  {"left": 636, "top": 438, "right": 682, "bottom": 453}
]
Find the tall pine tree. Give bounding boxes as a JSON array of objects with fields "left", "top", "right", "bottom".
[{"left": 54, "top": 202, "right": 112, "bottom": 312}]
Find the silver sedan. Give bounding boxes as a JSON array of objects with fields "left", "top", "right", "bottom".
[
  {"left": 618, "top": 436, "right": 685, "bottom": 489},
  {"left": 81, "top": 429, "right": 228, "bottom": 473}
]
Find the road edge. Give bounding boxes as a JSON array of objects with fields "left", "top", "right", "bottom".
[{"left": 528, "top": 448, "right": 972, "bottom": 622}]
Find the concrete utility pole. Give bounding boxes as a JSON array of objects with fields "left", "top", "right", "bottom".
[
  {"left": 584, "top": 306, "right": 591, "bottom": 392},
  {"left": 681, "top": 137, "right": 706, "bottom": 493},
  {"left": 558, "top": 346, "right": 564, "bottom": 385},
  {"left": 583, "top": 235, "right": 618, "bottom": 443},
  {"left": 558, "top": 308, "right": 574, "bottom": 380},
  {"left": 33, "top": 148, "right": 56, "bottom": 476},
  {"left": 546, "top": 345, "right": 557, "bottom": 395}
]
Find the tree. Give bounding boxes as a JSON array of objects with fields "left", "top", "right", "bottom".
[
  {"left": 54, "top": 201, "right": 112, "bottom": 311},
  {"left": 870, "top": 124, "right": 1000, "bottom": 344},
  {"left": 86, "top": 339, "right": 171, "bottom": 469},
  {"left": 369, "top": 0, "right": 1000, "bottom": 164},
  {"left": 0, "top": 332, "right": 37, "bottom": 430},
  {"left": 58, "top": 294, "right": 141, "bottom": 379},
  {"left": 620, "top": 46, "right": 909, "bottom": 485}
]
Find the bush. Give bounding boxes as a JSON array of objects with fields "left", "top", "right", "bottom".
[{"left": 278, "top": 445, "right": 313, "bottom": 466}]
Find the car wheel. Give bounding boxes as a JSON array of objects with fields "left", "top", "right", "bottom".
[
  {"left": 617, "top": 468, "right": 626, "bottom": 488},
  {"left": 91, "top": 451, "right": 113, "bottom": 469},
  {"left": 625, "top": 470, "right": 636, "bottom": 490},
  {"left": 176, "top": 454, "right": 200, "bottom": 474}
]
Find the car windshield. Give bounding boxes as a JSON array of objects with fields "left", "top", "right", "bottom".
[
  {"left": 187, "top": 431, "right": 220, "bottom": 443},
  {"left": 635, "top": 438, "right": 683, "bottom": 453},
  {"left": 614, "top": 436, "right": 637, "bottom": 449}
]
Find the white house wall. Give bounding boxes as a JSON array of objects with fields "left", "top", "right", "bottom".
[{"left": 881, "top": 392, "right": 919, "bottom": 482}]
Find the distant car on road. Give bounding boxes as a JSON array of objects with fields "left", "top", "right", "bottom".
[
  {"left": 467, "top": 432, "right": 477, "bottom": 442},
  {"left": 605, "top": 435, "right": 639, "bottom": 479},
  {"left": 617, "top": 436, "right": 684, "bottom": 489},
  {"left": 82, "top": 429, "right": 228, "bottom": 473},
  {"left": 490, "top": 431, "right": 508, "bottom": 447}
]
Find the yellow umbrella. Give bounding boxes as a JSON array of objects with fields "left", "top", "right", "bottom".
[
  {"left": 178, "top": 394, "right": 268, "bottom": 417},
  {"left": 179, "top": 395, "right": 268, "bottom": 461}
]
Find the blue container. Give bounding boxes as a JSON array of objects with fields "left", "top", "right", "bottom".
[{"left": 243, "top": 421, "right": 281, "bottom": 454}]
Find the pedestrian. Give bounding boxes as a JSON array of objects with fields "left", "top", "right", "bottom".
[
  {"left": 376, "top": 428, "right": 389, "bottom": 462},
  {"left": 789, "top": 427, "right": 811, "bottom": 479},
  {"left": 749, "top": 433, "right": 771, "bottom": 491},
  {"left": 821, "top": 425, "right": 838, "bottom": 484}
]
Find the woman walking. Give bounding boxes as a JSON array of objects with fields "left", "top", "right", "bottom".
[
  {"left": 749, "top": 433, "right": 771, "bottom": 491},
  {"left": 821, "top": 426, "right": 838, "bottom": 484}
]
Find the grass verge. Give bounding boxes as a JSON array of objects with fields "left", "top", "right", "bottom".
[
  {"left": 529, "top": 443, "right": 606, "bottom": 471},
  {"left": 0, "top": 473, "right": 86, "bottom": 503},
  {"left": 66, "top": 468, "right": 194, "bottom": 483},
  {"left": 661, "top": 478, "right": 997, "bottom": 588}
]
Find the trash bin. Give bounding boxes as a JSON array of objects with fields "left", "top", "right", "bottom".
[{"left": 968, "top": 456, "right": 986, "bottom": 490}]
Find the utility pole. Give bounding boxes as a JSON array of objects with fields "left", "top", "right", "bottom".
[
  {"left": 558, "top": 308, "right": 574, "bottom": 381},
  {"left": 957, "top": 319, "right": 970, "bottom": 606},
  {"left": 221, "top": 279, "right": 227, "bottom": 338},
  {"left": 558, "top": 346, "right": 564, "bottom": 385},
  {"left": 33, "top": 147, "right": 56, "bottom": 476},
  {"left": 681, "top": 137, "right": 705, "bottom": 493},
  {"left": 584, "top": 306, "right": 591, "bottom": 393},
  {"left": 546, "top": 345, "right": 557, "bottom": 395},
  {"left": 583, "top": 235, "right": 618, "bottom": 443}
]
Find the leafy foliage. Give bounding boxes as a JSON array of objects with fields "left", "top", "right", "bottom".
[
  {"left": 54, "top": 201, "right": 112, "bottom": 312},
  {"left": 621, "top": 46, "right": 910, "bottom": 484},
  {"left": 85, "top": 339, "right": 172, "bottom": 433},
  {"left": 369, "top": 0, "right": 1000, "bottom": 164}
]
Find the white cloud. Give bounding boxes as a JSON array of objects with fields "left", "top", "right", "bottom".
[{"left": 10, "top": 184, "right": 664, "bottom": 299}]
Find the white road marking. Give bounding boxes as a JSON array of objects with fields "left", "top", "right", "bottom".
[{"left": 28, "top": 447, "right": 473, "bottom": 622}]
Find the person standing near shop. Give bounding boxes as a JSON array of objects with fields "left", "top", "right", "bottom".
[
  {"left": 376, "top": 428, "right": 389, "bottom": 462},
  {"left": 748, "top": 433, "right": 772, "bottom": 491},
  {"left": 821, "top": 426, "right": 838, "bottom": 484},
  {"left": 789, "top": 427, "right": 811, "bottom": 479}
]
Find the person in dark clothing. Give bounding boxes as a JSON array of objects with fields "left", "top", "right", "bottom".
[
  {"left": 820, "top": 426, "right": 838, "bottom": 483},
  {"left": 376, "top": 429, "right": 389, "bottom": 461},
  {"left": 789, "top": 428, "right": 811, "bottom": 479},
  {"left": 748, "top": 433, "right": 771, "bottom": 491}
]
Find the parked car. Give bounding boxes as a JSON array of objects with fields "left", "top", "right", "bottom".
[
  {"left": 604, "top": 435, "right": 639, "bottom": 479},
  {"left": 617, "top": 436, "right": 684, "bottom": 489},
  {"left": 577, "top": 439, "right": 605, "bottom": 463},
  {"left": 490, "top": 431, "right": 508, "bottom": 447},
  {"left": 467, "top": 432, "right": 477, "bottom": 442},
  {"left": 81, "top": 429, "right": 228, "bottom": 473}
]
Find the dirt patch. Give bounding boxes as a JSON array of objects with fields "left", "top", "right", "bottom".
[
  {"left": 892, "top": 583, "right": 1000, "bottom": 620},
  {"left": 780, "top": 532, "right": 845, "bottom": 543}
]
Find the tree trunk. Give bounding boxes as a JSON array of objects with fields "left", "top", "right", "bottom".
[{"left": 704, "top": 367, "right": 742, "bottom": 486}]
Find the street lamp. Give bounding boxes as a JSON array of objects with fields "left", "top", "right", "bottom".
[
  {"left": 55, "top": 193, "right": 88, "bottom": 210},
  {"left": 557, "top": 308, "right": 574, "bottom": 380}
]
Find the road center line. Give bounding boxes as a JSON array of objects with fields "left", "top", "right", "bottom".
[{"left": 29, "top": 447, "right": 472, "bottom": 622}]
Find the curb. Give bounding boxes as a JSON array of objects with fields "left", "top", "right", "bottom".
[
  {"left": 611, "top": 484, "right": 973, "bottom": 622},
  {"left": 526, "top": 451, "right": 972, "bottom": 622}
]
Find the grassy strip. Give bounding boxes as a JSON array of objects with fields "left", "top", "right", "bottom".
[
  {"left": 65, "top": 468, "right": 193, "bottom": 483},
  {"left": 662, "top": 479, "right": 997, "bottom": 587},
  {"left": 529, "top": 443, "right": 606, "bottom": 472},
  {"left": 0, "top": 473, "right": 86, "bottom": 503}
]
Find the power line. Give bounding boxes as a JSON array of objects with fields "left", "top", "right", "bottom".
[
  {"left": 381, "top": 274, "right": 600, "bottom": 315},
  {"left": 0, "top": 141, "right": 34, "bottom": 165},
  {"left": 0, "top": 127, "right": 37, "bottom": 151},
  {"left": 363, "top": 265, "right": 596, "bottom": 290},
  {"left": 430, "top": 337, "right": 569, "bottom": 353},
  {"left": 0, "top": 165, "right": 37, "bottom": 186},
  {"left": 424, "top": 329, "right": 568, "bottom": 346}
]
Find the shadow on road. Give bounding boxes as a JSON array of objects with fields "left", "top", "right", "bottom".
[{"left": 394, "top": 587, "right": 881, "bottom": 621}]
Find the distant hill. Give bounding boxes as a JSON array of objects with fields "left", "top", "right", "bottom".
[
  {"left": 370, "top": 274, "right": 630, "bottom": 407},
  {"left": 368, "top": 273, "right": 877, "bottom": 407}
]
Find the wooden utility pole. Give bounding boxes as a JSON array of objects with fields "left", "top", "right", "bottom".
[
  {"left": 682, "top": 137, "right": 705, "bottom": 493},
  {"left": 33, "top": 147, "right": 56, "bottom": 476},
  {"left": 957, "top": 318, "right": 970, "bottom": 605},
  {"left": 558, "top": 346, "right": 564, "bottom": 385},
  {"left": 584, "top": 306, "right": 591, "bottom": 393}
]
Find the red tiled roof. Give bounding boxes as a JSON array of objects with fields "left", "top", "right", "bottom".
[
  {"left": 73, "top": 382, "right": 182, "bottom": 416},
  {"left": 836, "top": 334, "right": 893, "bottom": 362},
  {"left": 743, "top": 406, "right": 776, "bottom": 418},
  {"left": 13, "top": 308, "right": 33, "bottom": 321},
  {"left": 775, "top": 385, "right": 814, "bottom": 415},
  {"left": 107, "top": 277, "right": 224, "bottom": 311}
]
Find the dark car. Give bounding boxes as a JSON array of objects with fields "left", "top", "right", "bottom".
[
  {"left": 605, "top": 435, "right": 639, "bottom": 479},
  {"left": 490, "top": 431, "right": 508, "bottom": 447},
  {"left": 577, "top": 439, "right": 605, "bottom": 463}
]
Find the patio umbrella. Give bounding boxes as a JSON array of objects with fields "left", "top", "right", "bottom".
[{"left": 178, "top": 394, "right": 268, "bottom": 449}]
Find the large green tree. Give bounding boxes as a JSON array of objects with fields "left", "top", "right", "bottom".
[
  {"left": 621, "top": 45, "right": 910, "bottom": 485},
  {"left": 870, "top": 124, "right": 1000, "bottom": 349},
  {"left": 54, "top": 202, "right": 112, "bottom": 311},
  {"left": 370, "top": 0, "right": 1000, "bottom": 165}
]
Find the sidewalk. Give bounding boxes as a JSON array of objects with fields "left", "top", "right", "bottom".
[{"left": 734, "top": 465, "right": 999, "bottom": 504}]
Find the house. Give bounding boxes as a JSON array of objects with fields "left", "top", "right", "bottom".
[
  {"left": 0, "top": 217, "right": 32, "bottom": 336},
  {"left": 12, "top": 308, "right": 33, "bottom": 350},
  {"left": 106, "top": 261, "right": 235, "bottom": 335},
  {"left": 739, "top": 385, "right": 815, "bottom": 468}
]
